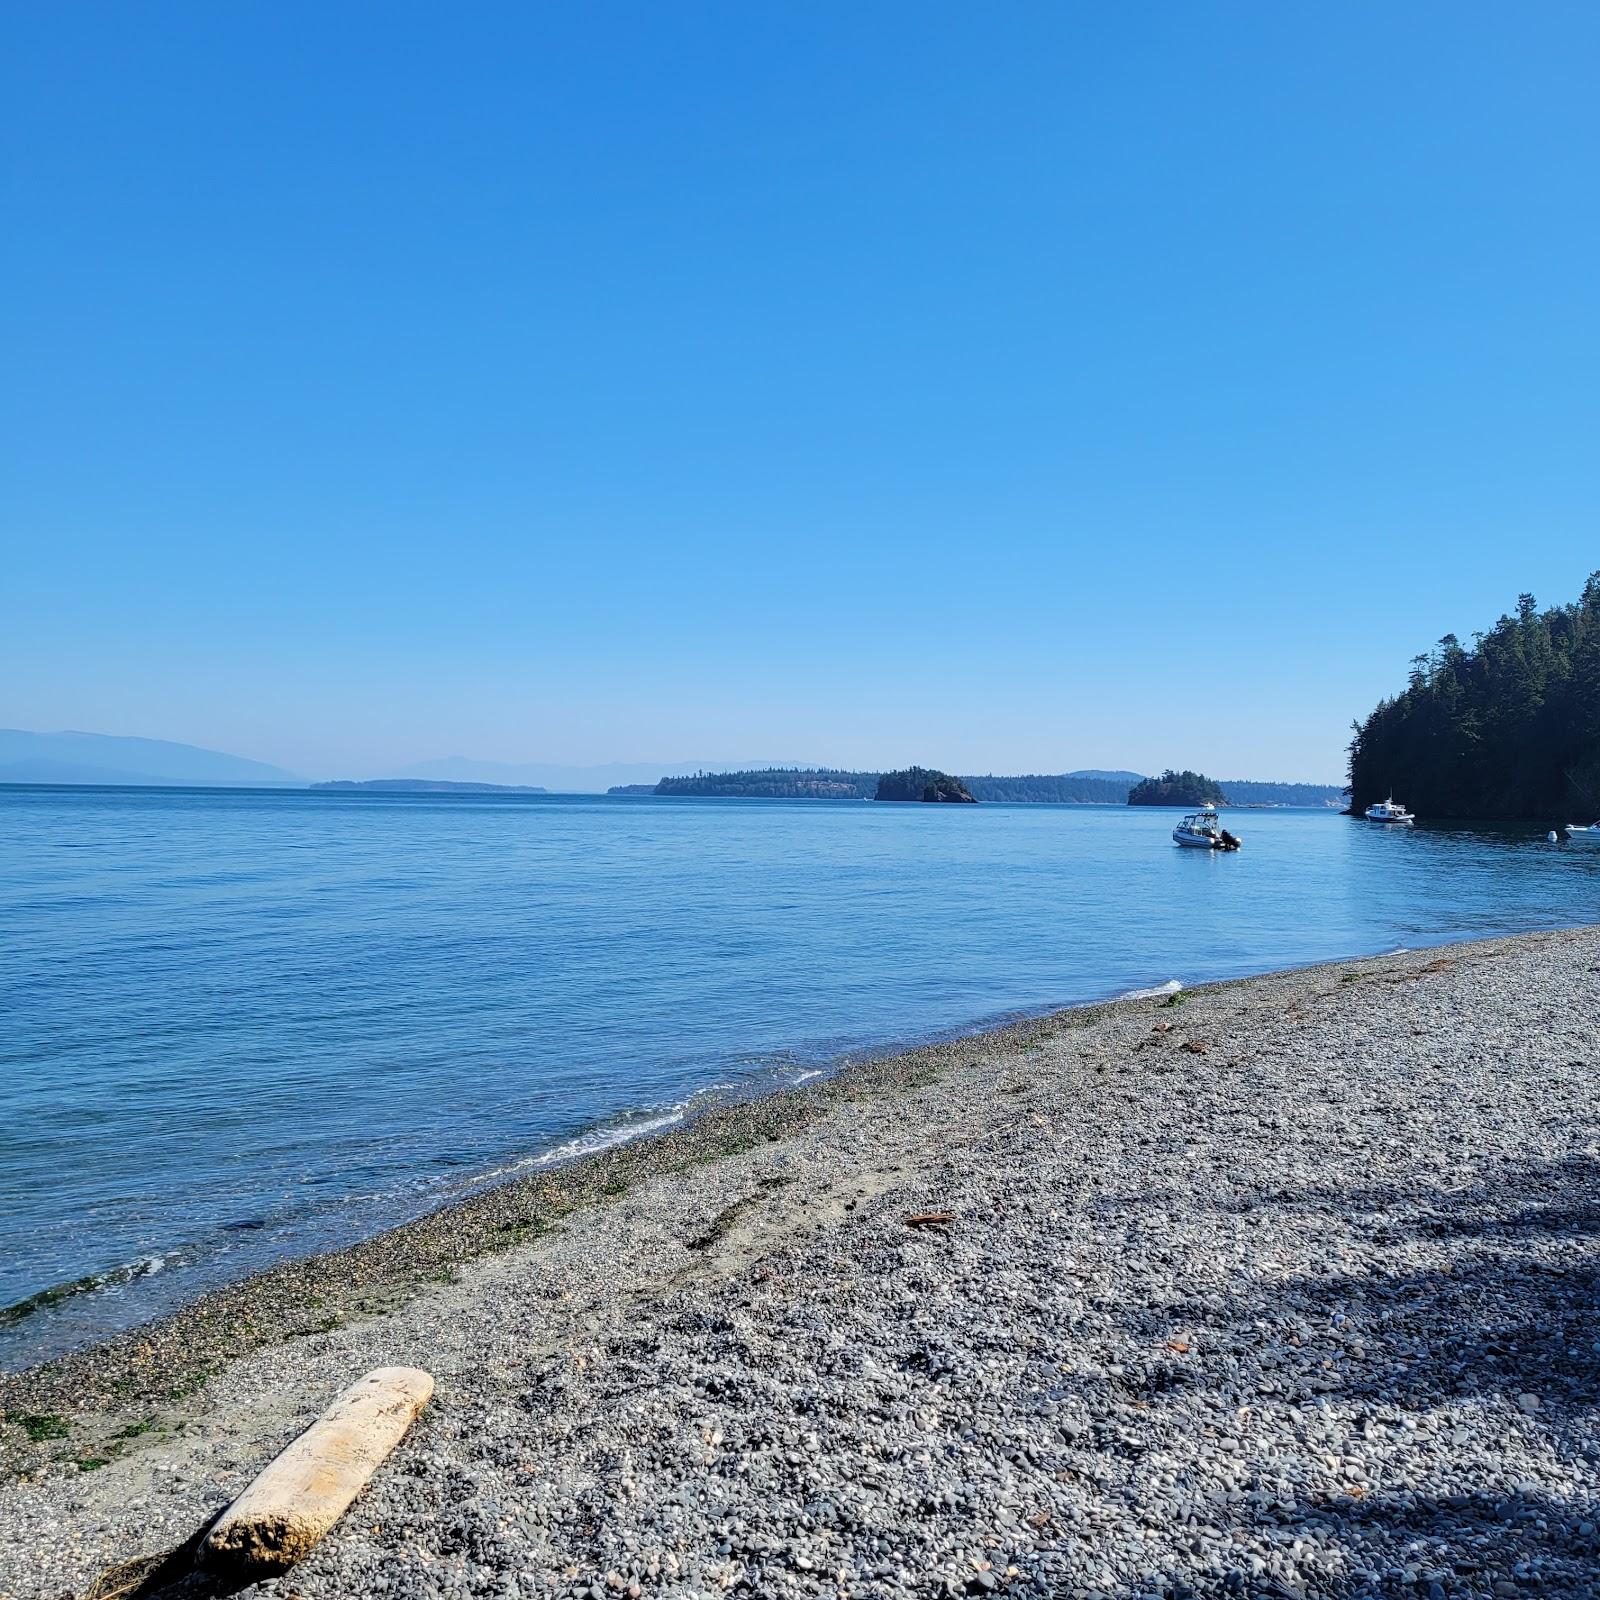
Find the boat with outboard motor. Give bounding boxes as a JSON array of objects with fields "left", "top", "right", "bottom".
[{"left": 1173, "top": 807, "right": 1241, "bottom": 850}]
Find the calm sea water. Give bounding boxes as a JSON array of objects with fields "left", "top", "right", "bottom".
[{"left": 4, "top": 785, "right": 1597, "bottom": 1367}]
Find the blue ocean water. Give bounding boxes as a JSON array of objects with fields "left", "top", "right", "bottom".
[{"left": 3, "top": 785, "right": 1597, "bottom": 1367}]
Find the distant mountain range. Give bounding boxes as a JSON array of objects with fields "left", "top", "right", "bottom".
[{"left": 0, "top": 729, "right": 301, "bottom": 788}]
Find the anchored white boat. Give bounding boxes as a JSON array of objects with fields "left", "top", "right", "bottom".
[
  {"left": 1364, "top": 797, "right": 1415, "bottom": 824},
  {"left": 1173, "top": 807, "right": 1240, "bottom": 849}
]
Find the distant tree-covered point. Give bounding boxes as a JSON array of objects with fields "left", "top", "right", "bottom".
[
  {"left": 875, "top": 767, "right": 976, "bottom": 803},
  {"left": 1348, "top": 573, "right": 1600, "bottom": 821},
  {"left": 655, "top": 768, "right": 876, "bottom": 799},
  {"left": 1216, "top": 780, "right": 1344, "bottom": 808},
  {"left": 1128, "top": 770, "right": 1228, "bottom": 807},
  {"left": 963, "top": 772, "right": 1131, "bottom": 804}
]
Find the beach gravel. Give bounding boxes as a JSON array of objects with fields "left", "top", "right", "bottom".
[{"left": 2, "top": 928, "right": 1598, "bottom": 1600}]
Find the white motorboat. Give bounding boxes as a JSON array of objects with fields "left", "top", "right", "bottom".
[
  {"left": 1364, "top": 797, "right": 1415, "bottom": 823},
  {"left": 1173, "top": 807, "right": 1225, "bottom": 848}
]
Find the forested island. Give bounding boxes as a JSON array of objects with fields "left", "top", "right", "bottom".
[
  {"left": 1128, "top": 770, "right": 1228, "bottom": 807},
  {"left": 615, "top": 768, "right": 1340, "bottom": 805},
  {"left": 1348, "top": 574, "right": 1600, "bottom": 821},
  {"left": 313, "top": 779, "right": 548, "bottom": 794},
  {"left": 874, "top": 768, "right": 976, "bottom": 803}
]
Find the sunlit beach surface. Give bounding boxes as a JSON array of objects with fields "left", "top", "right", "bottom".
[{"left": 4, "top": 928, "right": 1598, "bottom": 1598}]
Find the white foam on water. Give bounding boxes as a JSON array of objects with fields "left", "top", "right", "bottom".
[
  {"left": 92, "top": 1253, "right": 170, "bottom": 1294},
  {"left": 527, "top": 1105, "right": 693, "bottom": 1168},
  {"left": 1, "top": 1250, "right": 178, "bottom": 1330},
  {"left": 465, "top": 1109, "right": 689, "bottom": 1186},
  {"left": 790, "top": 1068, "right": 824, "bottom": 1084},
  {"left": 1118, "top": 978, "right": 1183, "bottom": 1002},
  {"left": 465, "top": 1080, "right": 741, "bottom": 1187}
]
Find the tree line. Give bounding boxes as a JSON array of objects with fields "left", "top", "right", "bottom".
[
  {"left": 653, "top": 769, "right": 875, "bottom": 799},
  {"left": 963, "top": 773, "right": 1131, "bottom": 804},
  {"left": 1347, "top": 573, "right": 1600, "bottom": 821}
]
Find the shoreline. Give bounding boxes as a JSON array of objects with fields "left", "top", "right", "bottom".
[
  {"left": 0, "top": 924, "right": 1539, "bottom": 1401},
  {"left": 0, "top": 923, "right": 1590, "bottom": 1413},
  {"left": 0, "top": 968, "right": 1149, "bottom": 1415},
  {"left": 5, "top": 924, "right": 1600, "bottom": 1598}
]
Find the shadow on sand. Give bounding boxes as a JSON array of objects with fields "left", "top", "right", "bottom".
[{"left": 1101, "top": 1151, "right": 1600, "bottom": 1597}]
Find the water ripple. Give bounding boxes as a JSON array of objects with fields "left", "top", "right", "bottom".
[{"left": 2, "top": 787, "right": 1594, "bottom": 1365}]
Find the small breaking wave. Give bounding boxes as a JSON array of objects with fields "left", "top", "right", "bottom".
[
  {"left": 0, "top": 1253, "right": 170, "bottom": 1330},
  {"left": 464, "top": 1083, "right": 740, "bottom": 1189},
  {"left": 525, "top": 1105, "right": 694, "bottom": 1168},
  {"left": 1117, "top": 978, "right": 1183, "bottom": 1002}
]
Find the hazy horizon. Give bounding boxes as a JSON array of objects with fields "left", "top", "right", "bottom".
[
  {"left": 0, "top": 726, "right": 1351, "bottom": 787},
  {"left": 0, "top": 727, "right": 1342, "bottom": 790}
]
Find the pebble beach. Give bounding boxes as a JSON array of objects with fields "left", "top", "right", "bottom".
[{"left": 3, "top": 927, "right": 1599, "bottom": 1600}]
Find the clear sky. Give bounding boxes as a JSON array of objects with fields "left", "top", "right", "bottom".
[{"left": 5, "top": 3, "right": 1598, "bottom": 782}]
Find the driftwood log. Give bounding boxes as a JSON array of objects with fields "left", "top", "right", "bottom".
[{"left": 200, "top": 1366, "right": 433, "bottom": 1574}]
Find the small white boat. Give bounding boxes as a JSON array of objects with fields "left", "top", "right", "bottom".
[
  {"left": 1364, "top": 797, "right": 1415, "bottom": 824},
  {"left": 1174, "top": 807, "right": 1224, "bottom": 848},
  {"left": 1556, "top": 823, "right": 1600, "bottom": 842}
]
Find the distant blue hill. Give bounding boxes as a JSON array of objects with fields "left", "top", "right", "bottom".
[
  {"left": 0, "top": 730, "right": 302, "bottom": 788},
  {"left": 1060, "top": 769, "right": 1145, "bottom": 785}
]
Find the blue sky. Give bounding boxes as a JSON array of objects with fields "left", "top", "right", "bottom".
[{"left": 5, "top": 3, "right": 1598, "bottom": 782}]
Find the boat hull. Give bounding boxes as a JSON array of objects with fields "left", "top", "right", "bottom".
[{"left": 1173, "top": 829, "right": 1218, "bottom": 848}]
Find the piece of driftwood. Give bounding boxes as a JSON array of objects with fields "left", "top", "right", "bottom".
[
  {"left": 904, "top": 1212, "right": 954, "bottom": 1228},
  {"left": 200, "top": 1366, "right": 433, "bottom": 1574}
]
